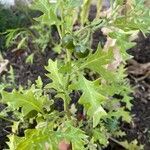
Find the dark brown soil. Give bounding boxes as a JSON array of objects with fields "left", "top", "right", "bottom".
[
  {"left": 5, "top": 49, "right": 57, "bottom": 86},
  {"left": 124, "top": 34, "right": 150, "bottom": 150}
]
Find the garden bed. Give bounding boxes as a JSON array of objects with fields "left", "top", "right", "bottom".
[{"left": 0, "top": 2, "right": 150, "bottom": 150}]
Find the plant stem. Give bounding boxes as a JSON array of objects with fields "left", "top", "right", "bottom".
[
  {"left": 57, "top": 25, "right": 62, "bottom": 39},
  {"left": 56, "top": 3, "right": 71, "bottom": 119},
  {"left": 64, "top": 93, "right": 71, "bottom": 119},
  {"left": 75, "top": 19, "right": 105, "bottom": 36},
  {"left": 109, "top": 137, "right": 126, "bottom": 149},
  {"left": 64, "top": 49, "right": 72, "bottom": 120},
  {"left": 96, "top": 0, "right": 102, "bottom": 19}
]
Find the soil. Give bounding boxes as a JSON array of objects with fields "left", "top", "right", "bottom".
[{"left": 124, "top": 35, "right": 150, "bottom": 150}]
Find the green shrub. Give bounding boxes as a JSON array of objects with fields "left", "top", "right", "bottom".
[{"left": 0, "top": 0, "right": 149, "bottom": 149}]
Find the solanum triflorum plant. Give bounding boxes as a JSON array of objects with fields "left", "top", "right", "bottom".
[{"left": 0, "top": 0, "right": 149, "bottom": 149}]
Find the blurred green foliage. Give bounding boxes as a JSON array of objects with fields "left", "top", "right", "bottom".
[{"left": 0, "top": 3, "right": 38, "bottom": 51}]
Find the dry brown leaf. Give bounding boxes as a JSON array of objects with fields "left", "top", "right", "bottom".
[
  {"left": 0, "top": 59, "right": 9, "bottom": 74},
  {"left": 102, "top": 27, "right": 122, "bottom": 70},
  {"left": 107, "top": 47, "right": 122, "bottom": 71},
  {"left": 127, "top": 59, "right": 150, "bottom": 75}
]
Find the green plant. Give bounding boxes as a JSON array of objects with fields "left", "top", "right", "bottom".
[
  {"left": 4, "top": 22, "right": 53, "bottom": 64},
  {"left": 0, "top": 0, "right": 150, "bottom": 149},
  {"left": 0, "top": 2, "right": 37, "bottom": 52}
]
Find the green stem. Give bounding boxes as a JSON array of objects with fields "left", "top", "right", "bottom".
[
  {"left": 64, "top": 49, "right": 72, "bottom": 120},
  {"left": 57, "top": 3, "right": 71, "bottom": 119},
  {"left": 75, "top": 19, "right": 105, "bottom": 36},
  {"left": 60, "top": 3, "right": 65, "bottom": 37},
  {"left": 64, "top": 93, "right": 71, "bottom": 119},
  {"left": 109, "top": 137, "right": 126, "bottom": 149},
  {"left": 96, "top": 0, "right": 102, "bottom": 19},
  {"left": 57, "top": 25, "right": 62, "bottom": 39}
]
